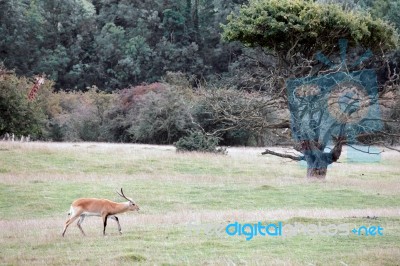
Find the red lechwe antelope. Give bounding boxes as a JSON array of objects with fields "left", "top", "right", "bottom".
[{"left": 62, "top": 188, "right": 139, "bottom": 236}]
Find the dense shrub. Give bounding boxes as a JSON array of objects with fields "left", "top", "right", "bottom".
[
  {"left": 383, "top": 86, "right": 400, "bottom": 145},
  {"left": 0, "top": 68, "right": 52, "bottom": 139},
  {"left": 103, "top": 83, "right": 195, "bottom": 144},
  {"left": 191, "top": 88, "right": 283, "bottom": 146},
  {"left": 175, "top": 131, "right": 226, "bottom": 154},
  {"left": 45, "top": 87, "right": 114, "bottom": 141},
  {"left": 127, "top": 87, "right": 195, "bottom": 144}
]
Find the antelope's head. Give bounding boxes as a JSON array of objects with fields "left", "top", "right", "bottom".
[{"left": 116, "top": 188, "right": 140, "bottom": 211}]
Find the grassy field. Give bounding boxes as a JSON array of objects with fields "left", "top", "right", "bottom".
[{"left": 0, "top": 141, "right": 399, "bottom": 265}]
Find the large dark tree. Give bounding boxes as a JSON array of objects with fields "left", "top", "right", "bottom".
[{"left": 222, "top": 0, "right": 399, "bottom": 178}]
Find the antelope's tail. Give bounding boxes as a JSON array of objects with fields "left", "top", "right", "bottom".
[{"left": 66, "top": 206, "right": 73, "bottom": 217}]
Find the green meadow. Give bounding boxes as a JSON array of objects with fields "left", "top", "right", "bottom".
[{"left": 0, "top": 141, "right": 399, "bottom": 265}]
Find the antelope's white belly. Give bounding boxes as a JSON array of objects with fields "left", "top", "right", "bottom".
[{"left": 81, "top": 211, "right": 101, "bottom": 217}]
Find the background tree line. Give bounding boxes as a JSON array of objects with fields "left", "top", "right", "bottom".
[
  {"left": 0, "top": 0, "right": 249, "bottom": 91},
  {"left": 2, "top": 0, "right": 399, "bottom": 92}
]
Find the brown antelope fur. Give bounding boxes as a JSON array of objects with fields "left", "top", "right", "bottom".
[{"left": 62, "top": 188, "right": 139, "bottom": 236}]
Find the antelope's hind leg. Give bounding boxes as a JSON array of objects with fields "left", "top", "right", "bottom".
[
  {"left": 62, "top": 212, "right": 81, "bottom": 237},
  {"left": 77, "top": 215, "right": 86, "bottom": 236}
]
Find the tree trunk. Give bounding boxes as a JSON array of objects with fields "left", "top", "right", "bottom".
[
  {"left": 306, "top": 167, "right": 327, "bottom": 179},
  {"left": 304, "top": 150, "right": 330, "bottom": 179}
]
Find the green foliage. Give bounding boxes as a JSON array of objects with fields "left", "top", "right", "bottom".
[
  {"left": 126, "top": 86, "right": 194, "bottom": 144},
  {"left": 162, "top": 8, "right": 186, "bottom": 40},
  {"left": 222, "top": 0, "right": 398, "bottom": 59},
  {"left": 0, "top": 70, "right": 51, "bottom": 138},
  {"left": 0, "top": 0, "right": 244, "bottom": 91},
  {"left": 1, "top": 0, "right": 399, "bottom": 92},
  {"left": 0, "top": 0, "right": 97, "bottom": 89},
  {"left": 36, "top": 45, "right": 70, "bottom": 81},
  {"left": 118, "top": 36, "right": 153, "bottom": 83},
  {"left": 364, "top": 0, "right": 400, "bottom": 33},
  {"left": 175, "top": 131, "right": 226, "bottom": 153},
  {"left": 44, "top": 87, "right": 114, "bottom": 141}
]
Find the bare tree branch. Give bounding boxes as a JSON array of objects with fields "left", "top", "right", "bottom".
[
  {"left": 382, "top": 145, "right": 400, "bottom": 152},
  {"left": 346, "top": 144, "right": 383, "bottom": 155},
  {"left": 261, "top": 149, "right": 305, "bottom": 161}
]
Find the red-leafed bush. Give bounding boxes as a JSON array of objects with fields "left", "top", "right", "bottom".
[{"left": 119, "top": 83, "right": 167, "bottom": 111}]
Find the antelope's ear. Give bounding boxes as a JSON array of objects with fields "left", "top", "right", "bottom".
[{"left": 128, "top": 198, "right": 135, "bottom": 204}]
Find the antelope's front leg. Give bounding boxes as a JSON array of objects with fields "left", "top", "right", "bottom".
[{"left": 110, "top": 215, "right": 122, "bottom": 234}]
